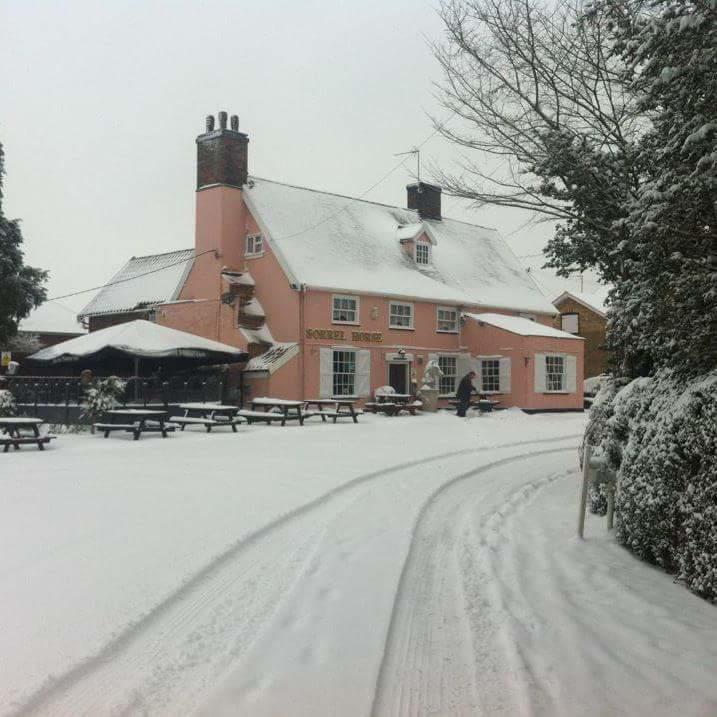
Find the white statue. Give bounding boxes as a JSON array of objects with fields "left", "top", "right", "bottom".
[{"left": 421, "top": 359, "right": 443, "bottom": 391}]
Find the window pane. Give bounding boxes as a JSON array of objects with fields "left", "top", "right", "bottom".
[
  {"left": 481, "top": 359, "right": 500, "bottom": 392},
  {"left": 437, "top": 308, "right": 457, "bottom": 332},
  {"left": 333, "top": 296, "right": 357, "bottom": 322},
  {"left": 545, "top": 355, "right": 565, "bottom": 391},
  {"left": 416, "top": 244, "right": 430, "bottom": 264},
  {"left": 333, "top": 350, "right": 356, "bottom": 396},
  {"left": 390, "top": 303, "right": 412, "bottom": 327},
  {"left": 438, "top": 356, "right": 457, "bottom": 394}
]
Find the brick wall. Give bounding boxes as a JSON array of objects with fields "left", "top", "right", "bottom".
[
  {"left": 553, "top": 298, "right": 609, "bottom": 378},
  {"left": 88, "top": 311, "right": 151, "bottom": 332}
]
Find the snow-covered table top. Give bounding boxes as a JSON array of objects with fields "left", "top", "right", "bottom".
[
  {"left": 251, "top": 398, "right": 304, "bottom": 407},
  {"left": 106, "top": 409, "right": 168, "bottom": 416},
  {"left": 0, "top": 417, "right": 44, "bottom": 425},
  {"left": 178, "top": 403, "right": 239, "bottom": 412}
]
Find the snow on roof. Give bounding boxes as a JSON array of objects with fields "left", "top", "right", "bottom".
[
  {"left": 244, "top": 178, "right": 556, "bottom": 315},
  {"left": 466, "top": 312, "right": 584, "bottom": 339},
  {"left": 553, "top": 287, "right": 611, "bottom": 317},
  {"left": 18, "top": 302, "right": 85, "bottom": 335},
  {"left": 79, "top": 249, "right": 194, "bottom": 318},
  {"left": 29, "top": 319, "right": 248, "bottom": 362},
  {"left": 242, "top": 298, "right": 265, "bottom": 317},
  {"left": 244, "top": 342, "right": 299, "bottom": 374}
]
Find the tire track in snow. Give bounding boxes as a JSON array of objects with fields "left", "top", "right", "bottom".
[
  {"left": 8, "top": 435, "right": 580, "bottom": 717},
  {"left": 370, "top": 448, "right": 575, "bottom": 717}
]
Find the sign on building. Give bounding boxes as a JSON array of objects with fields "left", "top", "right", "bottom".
[{"left": 1, "top": 351, "right": 11, "bottom": 368}]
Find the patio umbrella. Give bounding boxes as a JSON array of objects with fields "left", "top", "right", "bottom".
[{"left": 27, "top": 320, "right": 248, "bottom": 370}]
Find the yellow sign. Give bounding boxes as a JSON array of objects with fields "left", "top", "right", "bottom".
[
  {"left": 305, "top": 328, "right": 383, "bottom": 343},
  {"left": 1, "top": 351, "right": 11, "bottom": 368}
]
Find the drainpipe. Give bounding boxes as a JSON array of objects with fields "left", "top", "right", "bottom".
[{"left": 299, "top": 283, "right": 306, "bottom": 400}]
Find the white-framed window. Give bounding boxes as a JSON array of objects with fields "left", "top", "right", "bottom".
[
  {"left": 438, "top": 355, "right": 457, "bottom": 395},
  {"left": 415, "top": 243, "right": 431, "bottom": 265},
  {"left": 519, "top": 312, "right": 537, "bottom": 322},
  {"left": 436, "top": 306, "right": 459, "bottom": 333},
  {"left": 389, "top": 301, "right": 414, "bottom": 329},
  {"left": 332, "top": 295, "right": 359, "bottom": 324},
  {"left": 561, "top": 312, "right": 579, "bottom": 334},
  {"left": 481, "top": 359, "right": 500, "bottom": 392},
  {"left": 245, "top": 234, "right": 263, "bottom": 256},
  {"left": 333, "top": 350, "right": 356, "bottom": 396},
  {"left": 546, "top": 354, "right": 566, "bottom": 391}
]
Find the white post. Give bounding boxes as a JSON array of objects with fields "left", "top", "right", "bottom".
[
  {"left": 607, "top": 483, "right": 615, "bottom": 530},
  {"left": 578, "top": 443, "right": 592, "bottom": 539}
]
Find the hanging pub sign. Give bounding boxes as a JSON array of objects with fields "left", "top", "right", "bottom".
[
  {"left": 305, "top": 328, "right": 383, "bottom": 343},
  {"left": 1, "top": 351, "right": 11, "bottom": 368}
]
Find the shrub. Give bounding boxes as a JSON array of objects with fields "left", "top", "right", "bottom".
[
  {"left": 0, "top": 389, "right": 16, "bottom": 417},
  {"left": 598, "top": 370, "right": 717, "bottom": 602},
  {"left": 81, "top": 376, "right": 126, "bottom": 424}
]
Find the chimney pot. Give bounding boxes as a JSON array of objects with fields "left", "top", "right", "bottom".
[
  {"left": 230, "top": 115, "right": 239, "bottom": 131},
  {"left": 196, "top": 111, "right": 249, "bottom": 189},
  {"left": 218, "top": 111, "right": 228, "bottom": 130},
  {"left": 205, "top": 115, "right": 215, "bottom": 132}
]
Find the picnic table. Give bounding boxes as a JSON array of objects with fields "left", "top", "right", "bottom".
[
  {"left": 94, "top": 409, "right": 172, "bottom": 440},
  {"left": 366, "top": 393, "right": 422, "bottom": 416},
  {"left": 0, "top": 417, "right": 55, "bottom": 453},
  {"left": 238, "top": 398, "right": 308, "bottom": 427},
  {"left": 171, "top": 403, "right": 244, "bottom": 432},
  {"left": 304, "top": 399, "right": 362, "bottom": 423}
]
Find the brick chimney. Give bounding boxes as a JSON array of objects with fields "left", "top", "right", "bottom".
[
  {"left": 196, "top": 112, "right": 249, "bottom": 189},
  {"left": 407, "top": 182, "right": 442, "bottom": 221}
]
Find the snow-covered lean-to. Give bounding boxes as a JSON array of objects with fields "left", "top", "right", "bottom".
[{"left": 2, "top": 412, "right": 716, "bottom": 716}]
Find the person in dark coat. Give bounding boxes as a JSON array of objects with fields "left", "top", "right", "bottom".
[{"left": 456, "top": 371, "right": 477, "bottom": 417}]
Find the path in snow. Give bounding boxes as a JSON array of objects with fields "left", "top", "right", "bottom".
[
  {"left": 5, "top": 414, "right": 717, "bottom": 717},
  {"left": 10, "top": 437, "right": 577, "bottom": 717}
]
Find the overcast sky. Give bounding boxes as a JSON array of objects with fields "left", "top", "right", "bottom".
[{"left": 1, "top": 0, "right": 596, "bottom": 318}]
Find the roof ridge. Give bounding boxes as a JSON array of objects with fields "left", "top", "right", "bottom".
[
  {"left": 128, "top": 248, "right": 194, "bottom": 261},
  {"left": 248, "top": 176, "right": 497, "bottom": 232}
]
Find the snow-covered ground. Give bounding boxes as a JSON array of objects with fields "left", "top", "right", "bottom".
[{"left": 2, "top": 411, "right": 716, "bottom": 716}]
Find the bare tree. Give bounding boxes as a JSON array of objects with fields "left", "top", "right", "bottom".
[{"left": 432, "top": 0, "right": 646, "bottom": 278}]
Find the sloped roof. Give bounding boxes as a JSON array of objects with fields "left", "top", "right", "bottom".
[
  {"left": 19, "top": 302, "right": 85, "bottom": 335},
  {"left": 79, "top": 249, "right": 194, "bottom": 318},
  {"left": 553, "top": 287, "right": 611, "bottom": 318},
  {"left": 244, "top": 342, "right": 300, "bottom": 374},
  {"left": 243, "top": 178, "right": 556, "bottom": 315},
  {"left": 28, "top": 319, "right": 248, "bottom": 363},
  {"left": 466, "top": 312, "right": 584, "bottom": 339}
]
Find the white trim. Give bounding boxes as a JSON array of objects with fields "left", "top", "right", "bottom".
[
  {"left": 414, "top": 242, "right": 432, "bottom": 266},
  {"left": 331, "top": 294, "right": 360, "bottom": 325},
  {"left": 436, "top": 305, "right": 459, "bottom": 333},
  {"left": 384, "top": 352, "right": 415, "bottom": 362},
  {"left": 245, "top": 233, "right": 264, "bottom": 257},
  {"left": 389, "top": 301, "right": 414, "bottom": 330}
]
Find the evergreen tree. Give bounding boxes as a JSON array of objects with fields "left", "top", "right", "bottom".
[
  {"left": 607, "top": 0, "right": 717, "bottom": 375},
  {"left": 0, "top": 142, "right": 48, "bottom": 345}
]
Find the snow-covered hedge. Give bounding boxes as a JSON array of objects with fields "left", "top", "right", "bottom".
[
  {"left": 81, "top": 376, "right": 126, "bottom": 424},
  {"left": 0, "top": 389, "right": 16, "bottom": 417},
  {"left": 590, "top": 370, "right": 717, "bottom": 602}
]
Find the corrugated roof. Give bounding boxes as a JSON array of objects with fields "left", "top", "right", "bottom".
[
  {"left": 79, "top": 249, "right": 194, "bottom": 318},
  {"left": 244, "top": 177, "right": 556, "bottom": 315}
]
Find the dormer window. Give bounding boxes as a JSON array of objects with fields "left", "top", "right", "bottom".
[
  {"left": 245, "top": 234, "right": 263, "bottom": 257},
  {"left": 415, "top": 243, "right": 431, "bottom": 265}
]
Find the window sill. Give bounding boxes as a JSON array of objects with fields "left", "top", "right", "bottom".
[
  {"left": 332, "top": 320, "right": 360, "bottom": 326},
  {"left": 436, "top": 329, "right": 459, "bottom": 334},
  {"left": 245, "top": 252, "right": 264, "bottom": 259},
  {"left": 542, "top": 391, "right": 570, "bottom": 394},
  {"left": 389, "top": 325, "right": 415, "bottom": 331}
]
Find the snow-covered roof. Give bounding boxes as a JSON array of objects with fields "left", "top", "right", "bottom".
[
  {"left": 244, "top": 342, "right": 299, "bottom": 374},
  {"left": 28, "top": 319, "right": 248, "bottom": 363},
  {"left": 243, "top": 178, "right": 556, "bottom": 315},
  {"left": 553, "top": 287, "right": 611, "bottom": 318},
  {"left": 465, "top": 312, "right": 584, "bottom": 339},
  {"left": 18, "top": 302, "right": 85, "bottom": 335},
  {"left": 79, "top": 249, "right": 194, "bottom": 318}
]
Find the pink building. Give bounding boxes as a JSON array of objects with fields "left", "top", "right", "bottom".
[{"left": 80, "top": 112, "right": 584, "bottom": 410}]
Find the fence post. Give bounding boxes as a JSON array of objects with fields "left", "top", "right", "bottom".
[
  {"left": 64, "top": 381, "right": 70, "bottom": 425},
  {"left": 578, "top": 443, "right": 592, "bottom": 539}
]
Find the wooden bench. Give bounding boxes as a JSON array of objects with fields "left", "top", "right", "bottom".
[
  {"left": 169, "top": 416, "right": 244, "bottom": 432},
  {"left": 237, "top": 409, "right": 305, "bottom": 426},
  {"left": 94, "top": 422, "right": 141, "bottom": 439},
  {"left": 1, "top": 435, "right": 56, "bottom": 452}
]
